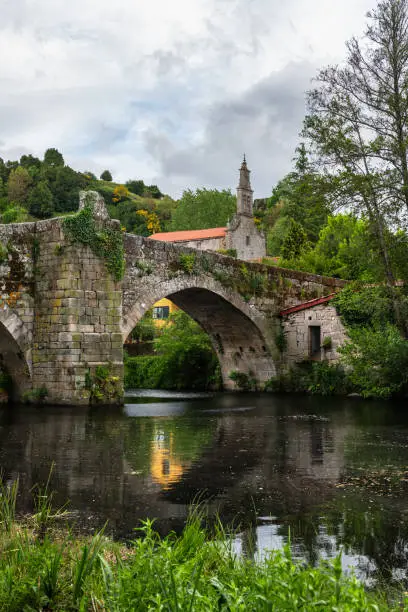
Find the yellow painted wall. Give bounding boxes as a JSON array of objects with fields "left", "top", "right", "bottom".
[{"left": 152, "top": 297, "right": 178, "bottom": 328}]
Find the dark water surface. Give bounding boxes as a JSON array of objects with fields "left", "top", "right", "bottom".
[{"left": 1, "top": 391, "right": 408, "bottom": 586}]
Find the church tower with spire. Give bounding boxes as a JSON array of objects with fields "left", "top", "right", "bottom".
[
  {"left": 225, "top": 155, "right": 266, "bottom": 260},
  {"left": 149, "top": 155, "right": 265, "bottom": 261},
  {"left": 236, "top": 155, "right": 254, "bottom": 217}
]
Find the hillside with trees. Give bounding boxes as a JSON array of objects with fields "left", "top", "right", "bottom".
[{"left": 0, "top": 149, "right": 177, "bottom": 236}]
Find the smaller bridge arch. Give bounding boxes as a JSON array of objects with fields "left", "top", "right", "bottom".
[
  {"left": 122, "top": 274, "right": 276, "bottom": 389},
  {"left": 0, "top": 307, "right": 32, "bottom": 400}
]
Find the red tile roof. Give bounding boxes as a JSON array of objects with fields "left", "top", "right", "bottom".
[
  {"left": 149, "top": 227, "right": 227, "bottom": 242},
  {"left": 280, "top": 294, "right": 337, "bottom": 317}
]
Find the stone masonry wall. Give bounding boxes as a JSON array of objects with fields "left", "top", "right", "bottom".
[
  {"left": 32, "top": 216, "right": 123, "bottom": 404},
  {"left": 282, "top": 303, "right": 348, "bottom": 366},
  {"left": 170, "top": 236, "right": 225, "bottom": 251}
]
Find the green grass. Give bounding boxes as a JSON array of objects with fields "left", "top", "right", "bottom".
[{"left": 0, "top": 479, "right": 404, "bottom": 610}]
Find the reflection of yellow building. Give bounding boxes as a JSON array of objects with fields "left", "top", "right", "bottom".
[
  {"left": 150, "top": 427, "right": 185, "bottom": 489},
  {"left": 152, "top": 297, "right": 178, "bottom": 328}
]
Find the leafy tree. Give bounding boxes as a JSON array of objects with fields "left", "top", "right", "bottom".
[
  {"left": 100, "top": 170, "right": 112, "bottom": 182},
  {"left": 277, "top": 145, "right": 330, "bottom": 242},
  {"left": 266, "top": 215, "right": 292, "bottom": 256},
  {"left": 50, "top": 166, "right": 85, "bottom": 213},
  {"left": 155, "top": 195, "right": 177, "bottom": 231},
  {"left": 43, "top": 148, "right": 64, "bottom": 167},
  {"left": 126, "top": 179, "right": 145, "bottom": 196},
  {"left": 19, "top": 154, "right": 41, "bottom": 170},
  {"left": 0, "top": 159, "right": 8, "bottom": 184},
  {"left": 28, "top": 181, "right": 54, "bottom": 218},
  {"left": 7, "top": 166, "right": 32, "bottom": 204},
  {"left": 171, "top": 188, "right": 236, "bottom": 230},
  {"left": 303, "top": 0, "right": 408, "bottom": 325},
  {"left": 281, "top": 219, "right": 310, "bottom": 260},
  {"left": 333, "top": 285, "right": 396, "bottom": 328},
  {"left": 1, "top": 204, "right": 28, "bottom": 224},
  {"left": 144, "top": 184, "right": 163, "bottom": 199},
  {"left": 340, "top": 324, "right": 408, "bottom": 398}
]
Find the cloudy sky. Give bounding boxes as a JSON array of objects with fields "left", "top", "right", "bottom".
[{"left": 1, "top": 0, "right": 375, "bottom": 198}]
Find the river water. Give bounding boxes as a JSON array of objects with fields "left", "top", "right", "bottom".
[{"left": 1, "top": 391, "right": 408, "bottom": 587}]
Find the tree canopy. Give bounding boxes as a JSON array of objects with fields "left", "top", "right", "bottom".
[{"left": 171, "top": 188, "right": 236, "bottom": 230}]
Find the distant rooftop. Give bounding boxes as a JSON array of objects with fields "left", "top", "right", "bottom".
[{"left": 149, "top": 227, "right": 226, "bottom": 242}]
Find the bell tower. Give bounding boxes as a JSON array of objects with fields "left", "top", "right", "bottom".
[{"left": 236, "top": 154, "right": 253, "bottom": 217}]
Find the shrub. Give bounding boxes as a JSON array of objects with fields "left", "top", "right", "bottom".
[
  {"left": 333, "top": 285, "right": 394, "bottom": 329},
  {"left": 217, "top": 248, "right": 237, "bottom": 258},
  {"left": 178, "top": 253, "right": 196, "bottom": 274},
  {"left": 22, "top": 387, "right": 48, "bottom": 403},
  {"left": 322, "top": 335, "right": 332, "bottom": 349},
  {"left": 265, "top": 361, "right": 349, "bottom": 396},
  {"left": 339, "top": 324, "right": 408, "bottom": 398},
  {"left": 85, "top": 365, "right": 123, "bottom": 404},
  {"left": 229, "top": 370, "right": 258, "bottom": 391}
]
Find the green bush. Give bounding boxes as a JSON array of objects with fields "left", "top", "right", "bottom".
[
  {"left": 217, "top": 248, "right": 237, "bottom": 258},
  {"left": 229, "top": 370, "right": 258, "bottom": 391},
  {"left": 339, "top": 324, "right": 408, "bottom": 398},
  {"left": 178, "top": 253, "right": 196, "bottom": 274},
  {"left": 265, "top": 361, "right": 350, "bottom": 396},
  {"left": 333, "top": 285, "right": 395, "bottom": 329},
  {"left": 85, "top": 365, "right": 123, "bottom": 404}
]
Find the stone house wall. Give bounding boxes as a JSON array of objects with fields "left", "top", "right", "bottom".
[
  {"left": 173, "top": 236, "right": 225, "bottom": 251},
  {"left": 226, "top": 215, "right": 265, "bottom": 260},
  {"left": 282, "top": 303, "right": 347, "bottom": 366}
]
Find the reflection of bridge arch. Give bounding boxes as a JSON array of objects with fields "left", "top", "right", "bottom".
[
  {"left": 122, "top": 275, "right": 276, "bottom": 388},
  {"left": 0, "top": 307, "right": 32, "bottom": 399}
]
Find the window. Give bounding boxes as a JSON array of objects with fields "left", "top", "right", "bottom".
[
  {"left": 162, "top": 459, "right": 170, "bottom": 476},
  {"left": 246, "top": 235, "right": 250, "bottom": 246},
  {"left": 309, "top": 325, "right": 321, "bottom": 359},
  {"left": 153, "top": 305, "right": 170, "bottom": 320}
]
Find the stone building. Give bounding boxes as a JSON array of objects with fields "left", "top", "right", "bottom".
[
  {"left": 149, "top": 156, "right": 266, "bottom": 261},
  {"left": 280, "top": 295, "right": 348, "bottom": 366}
]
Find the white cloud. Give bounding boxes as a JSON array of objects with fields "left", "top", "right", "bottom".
[{"left": 0, "top": 0, "right": 375, "bottom": 197}]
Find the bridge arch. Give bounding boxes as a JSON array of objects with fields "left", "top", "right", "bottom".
[
  {"left": 0, "top": 307, "right": 32, "bottom": 400},
  {"left": 122, "top": 276, "right": 276, "bottom": 389}
]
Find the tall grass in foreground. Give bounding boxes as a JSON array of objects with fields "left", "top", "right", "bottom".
[{"left": 0, "top": 479, "right": 405, "bottom": 610}]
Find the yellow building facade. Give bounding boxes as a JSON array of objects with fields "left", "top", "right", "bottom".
[{"left": 151, "top": 297, "right": 178, "bottom": 328}]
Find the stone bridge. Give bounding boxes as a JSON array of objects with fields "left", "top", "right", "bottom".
[{"left": 0, "top": 196, "right": 345, "bottom": 404}]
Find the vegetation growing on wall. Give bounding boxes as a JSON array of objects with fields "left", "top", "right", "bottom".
[
  {"left": 63, "top": 201, "right": 125, "bottom": 281},
  {"left": 85, "top": 365, "right": 123, "bottom": 404}
]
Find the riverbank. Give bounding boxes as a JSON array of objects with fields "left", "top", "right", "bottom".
[
  {"left": 0, "top": 480, "right": 404, "bottom": 611},
  {"left": 0, "top": 515, "right": 400, "bottom": 611}
]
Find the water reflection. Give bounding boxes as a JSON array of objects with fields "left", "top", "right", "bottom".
[{"left": 1, "top": 393, "right": 408, "bottom": 587}]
